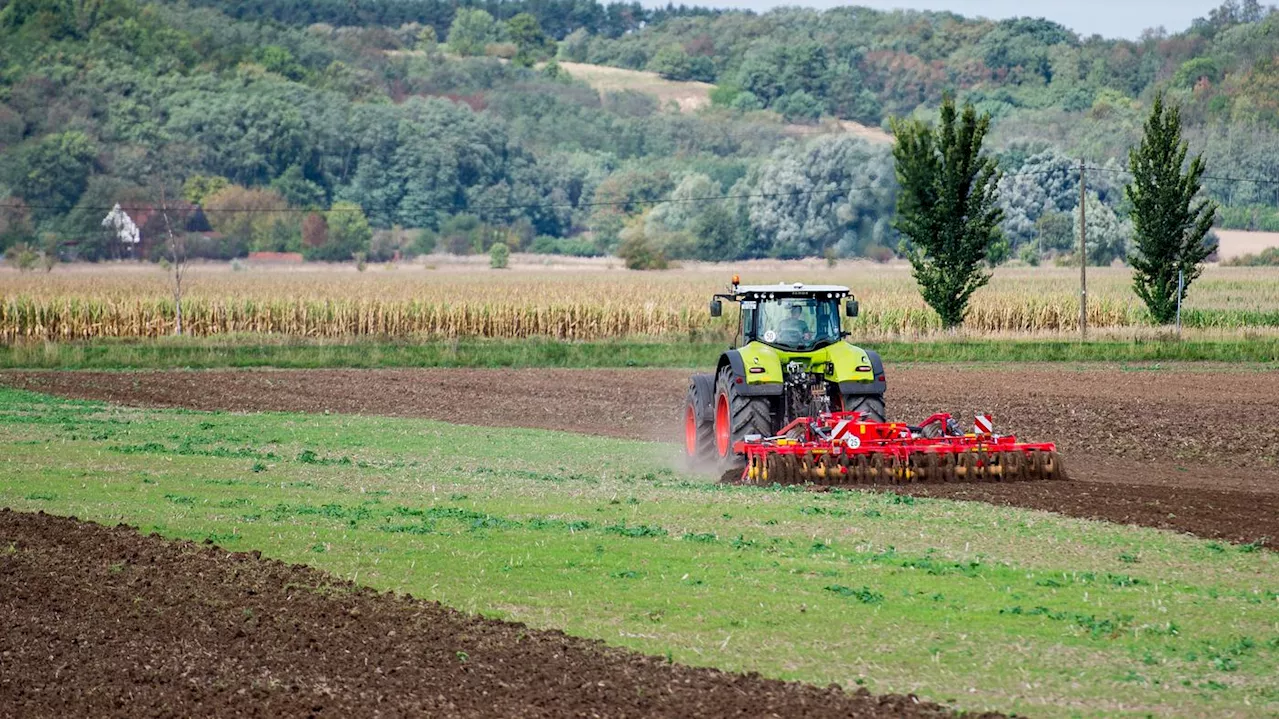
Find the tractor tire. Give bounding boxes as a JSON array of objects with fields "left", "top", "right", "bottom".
[
  {"left": 713, "top": 366, "right": 774, "bottom": 469},
  {"left": 683, "top": 373, "right": 716, "bottom": 468},
  {"left": 841, "top": 394, "right": 886, "bottom": 423}
]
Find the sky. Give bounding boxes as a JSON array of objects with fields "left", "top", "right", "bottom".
[{"left": 646, "top": 0, "right": 1234, "bottom": 39}]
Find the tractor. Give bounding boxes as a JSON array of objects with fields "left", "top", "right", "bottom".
[{"left": 683, "top": 277, "right": 1062, "bottom": 484}]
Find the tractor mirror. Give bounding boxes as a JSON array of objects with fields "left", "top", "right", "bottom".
[
  {"left": 845, "top": 299, "right": 859, "bottom": 318},
  {"left": 709, "top": 300, "right": 723, "bottom": 317}
]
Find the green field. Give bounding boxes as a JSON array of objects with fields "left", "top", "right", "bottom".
[
  {"left": 0, "top": 387, "right": 1274, "bottom": 717},
  {"left": 2, "top": 335, "right": 1276, "bottom": 370}
]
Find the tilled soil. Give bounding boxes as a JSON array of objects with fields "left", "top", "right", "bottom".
[
  {"left": 2, "top": 366, "right": 1276, "bottom": 546},
  {"left": 0, "top": 509, "right": 995, "bottom": 719}
]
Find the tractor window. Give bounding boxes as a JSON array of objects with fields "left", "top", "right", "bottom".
[{"left": 755, "top": 298, "right": 842, "bottom": 350}]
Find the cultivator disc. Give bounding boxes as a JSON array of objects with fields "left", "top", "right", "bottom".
[{"left": 735, "top": 412, "right": 1063, "bottom": 486}]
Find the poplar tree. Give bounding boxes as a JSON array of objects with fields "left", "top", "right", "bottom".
[
  {"left": 890, "top": 96, "right": 1003, "bottom": 327},
  {"left": 1126, "top": 93, "right": 1218, "bottom": 324}
]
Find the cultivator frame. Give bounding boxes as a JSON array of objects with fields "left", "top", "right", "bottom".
[{"left": 734, "top": 411, "right": 1063, "bottom": 485}]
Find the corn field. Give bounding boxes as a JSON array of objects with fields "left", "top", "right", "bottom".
[{"left": 1, "top": 262, "right": 1275, "bottom": 342}]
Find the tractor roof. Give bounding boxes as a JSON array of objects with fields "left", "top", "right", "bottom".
[{"left": 724, "top": 282, "right": 851, "bottom": 300}]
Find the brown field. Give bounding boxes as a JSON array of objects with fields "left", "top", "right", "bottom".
[
  {"left": 1215, "top": 229, "right": 1279, "bottom": 260},
  {"left": 552, "top": 61, "right": 892, "bottom": 141},
  {"left": 0, "top": 509, "right": 983, "bottom": 718},
  {"left": 556, "top": 60, "right": 716, "bottom": 111},
  {"left": 5, "top": 362, "right": 1275, "bottom": 547}
]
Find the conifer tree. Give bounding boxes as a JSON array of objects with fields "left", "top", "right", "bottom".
[
  {"left": 890, "top": 96, "right": 1003, "bottom": 327},
  {"left": 1126, "top": 93, "right": 1218, "bottom": 324}
]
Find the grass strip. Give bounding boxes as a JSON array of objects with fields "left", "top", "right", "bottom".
[{"left": 1, "top": 336, "right": 1275, "bottom": 370}]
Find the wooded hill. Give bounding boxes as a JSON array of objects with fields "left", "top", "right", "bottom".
[{"left": 0, "top": 0, "right": 1275, "bottom": 266}]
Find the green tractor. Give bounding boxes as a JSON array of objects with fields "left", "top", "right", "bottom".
[{"left": 683, "top": 279, "right": 885, "bottom": 469}]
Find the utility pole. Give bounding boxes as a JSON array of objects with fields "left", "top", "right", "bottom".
[
  {"left": 1078, "top": 159, "right": 1087, "bottom": 341},
  {"left": 1175, "top": 268, "right": 1184, "bottom": 339}
]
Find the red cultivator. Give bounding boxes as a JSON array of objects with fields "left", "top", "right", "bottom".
[{"left": 735, "top": 411, "right": 1064, "bottom": 485}]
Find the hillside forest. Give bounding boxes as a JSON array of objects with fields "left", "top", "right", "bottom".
[{"left": 0, "top": 0, "right": 1275, "bottom": 266}]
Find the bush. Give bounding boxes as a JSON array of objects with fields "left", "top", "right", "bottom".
[
  {"left": 412, "top": 228, "right": 438, "bottom": 255},
  {"left": 1018, "top": 244, "right": 1041, "bottom": 266},
  {"left": 773, "top": 90, "right": 824, "bottom": 122},
  {"left": 369, "top": 227, "right": 415, "bottom": 261},
  {"left": 1222, "top": 246, "right": 1279, "bottom": 266},
  {"left": 4, "top": 242, "right": 38, "bottom": 271},
  {"left": 730, "top": 91, "right": 763, "bottom": 111},
  {"left": 307, "top": 202, "right": 371, "bottom": 262},
  {"left": 617, "top": 225, "right": 668, "bottom": 270},
  {"left": 441, "top": 214, "right": 483, "bottom": 255},
  {"left": 489, "top": 241, "right": 510, "bottom": 269},
  {"left": 708, "top": 84, "right": 740, "bottom": 107}
]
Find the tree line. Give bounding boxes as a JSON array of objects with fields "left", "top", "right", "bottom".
[{"left": 0, "top": 0, "right": 1274, "bottom": 268}]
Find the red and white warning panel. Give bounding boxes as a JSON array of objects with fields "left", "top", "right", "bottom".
[{"left": 974, "top": 414, "right": 993, "bottom": 435}]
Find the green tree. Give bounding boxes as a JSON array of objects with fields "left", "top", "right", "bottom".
[
  {"left": 1034, "top": 211, "right": 1074, "bottom": 252},
  {"left": 440, "top": 213, "right": 483, "bottom": 254},
  {"left": 649, "top": 45, "right": 692, "bottom": 80},
  {"left": 772, "top": 90, "right": 823, "bottom": 122},
  {"left": 1126, "top": 93, "right": 1218, "bottom": 324},
  {"left": 203, "top": 185, "right": 290, "bottom": 258},
  {"left": 4, "top": 242, "right": 37, "bottom": 271},
  {"left": 38, "top": 231, "right": 59, "bottom": 271},
  {"left": 8, "top": 131, "right": 97, "bottom": 219},
  {"left": 489, "top": 241, "right": 510, "bottom": 268},
  {"left": 416, "top": 25, "right": 437, "bottom": 52},
  {"left": 257, "top": 45, "right": 305, "bottom": 81},
  {"left": 890, "top": 97, "right": 1003, "bottom": 328},
  {"left": 448, "top": 8, "right": 496, "bottom": 57},
  {"left": 617, "top": 214, "right": 669, "bottom": 270},
  {"left": 0, "top": 199, "right": 36, "bottom": 253},
  {"left": 542, "top": 56, "right": 564, "bottom": 80},
  {"left": 270, "top": 164, "right": 326, "bottom": 209},
  {"left": 412, "top": 227, "right": 437, "bottom": 255},
  {"left": 251, "top": 216, "right": 303, "bottom": 253},
  {"left": 182, "top": 175, "right": 229, "bottom": 206},
  {"left": 690, "top": 203, "right": 741, "bottom": 261},
  {"left": 314, "top": 201, "right": 372, "bottom": 261},
  {"left": 506, "top": 13, "right": 548, "bottom": 67},
  {"left": 745, "top": 136, "right": 897, "bottom": 259},
  {"left": 1072, "top": 192, "right": 1132, "bottom": 265},
  {"left": 558, "top": 28, "right": 590, "bottom": 62}
]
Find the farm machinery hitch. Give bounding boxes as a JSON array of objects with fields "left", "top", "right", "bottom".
[{"left": 734, "top": 411, "right": 1064, "bottom": 485}]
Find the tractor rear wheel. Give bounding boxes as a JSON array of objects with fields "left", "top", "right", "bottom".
[
  {"left": 683, "top": 373, "right": 716, "bottom": 467},
  {"left": 713, "top": 366, "right": 774, "bottom": 469},
  {"left": 841, "top": 394, "right": 886, "bottom": 423}
]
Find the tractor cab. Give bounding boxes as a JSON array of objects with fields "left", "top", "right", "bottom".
[{"left": 711, "top": 279, "right": 859, "bottom": 352}]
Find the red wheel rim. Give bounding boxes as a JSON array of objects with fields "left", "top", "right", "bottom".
[
  {"left": 714, "top": 392, "right": 731, "bottom": 457},
  {"left": 684, "top": 405, "right": 698, "bottom": 456}
]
